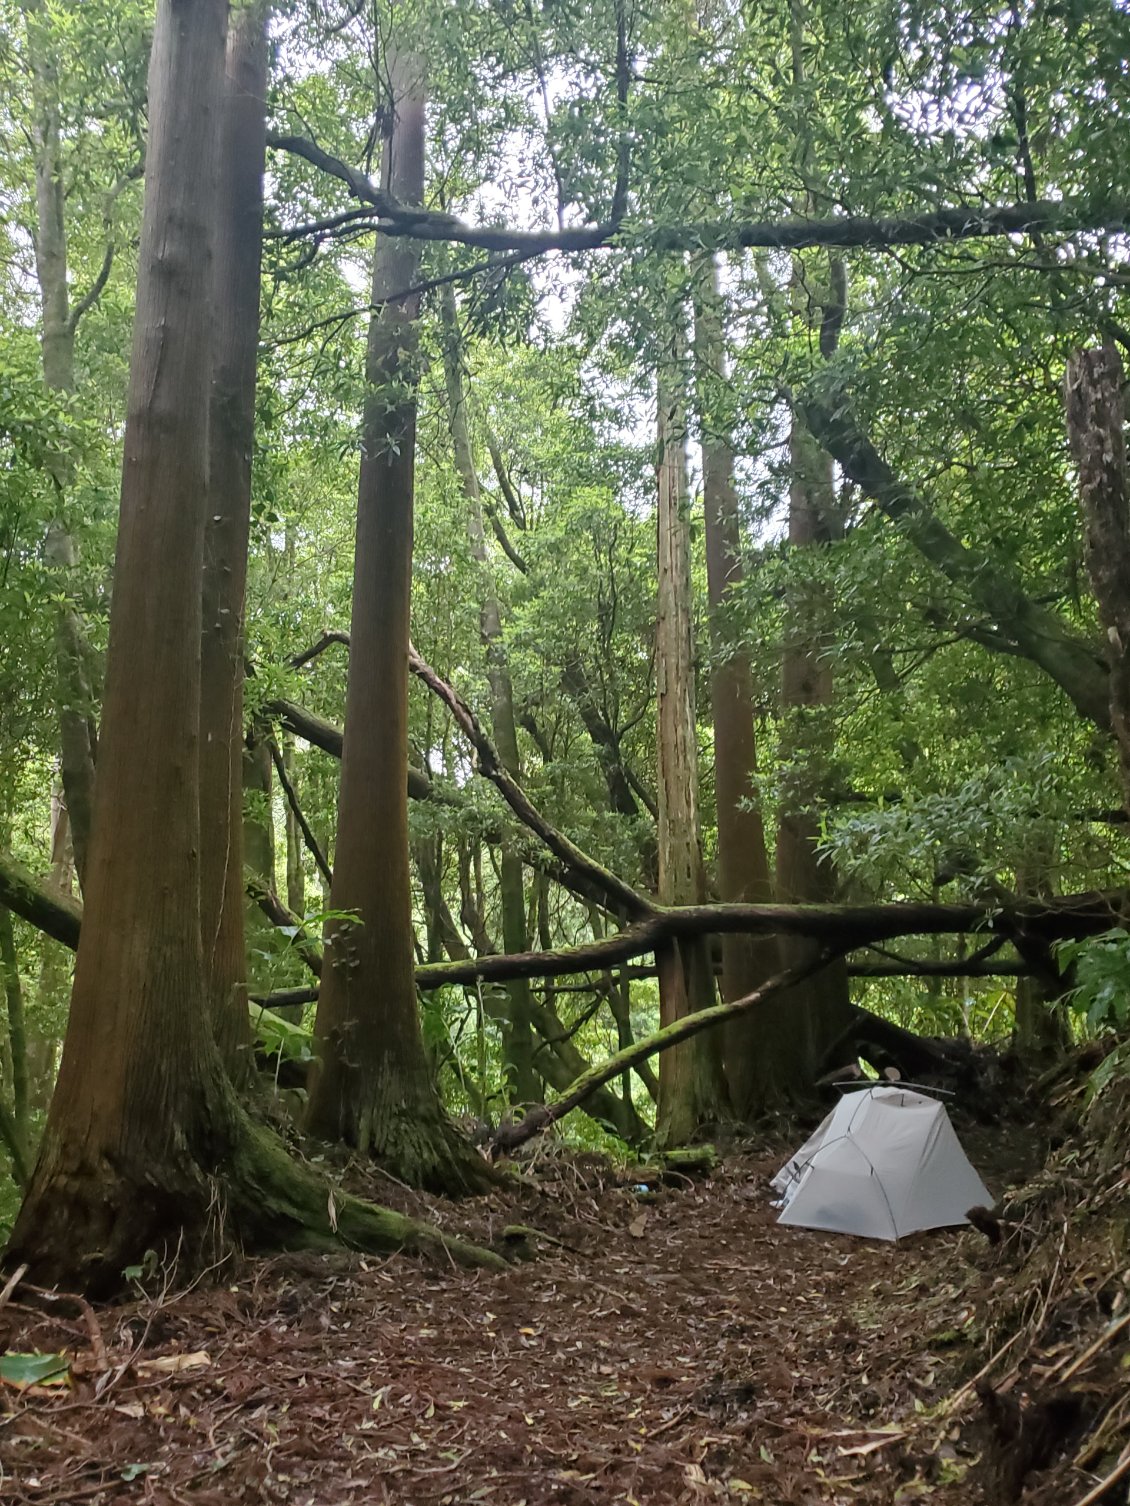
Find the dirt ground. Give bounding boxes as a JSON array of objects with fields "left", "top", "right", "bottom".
[{"left": 0, "top": 1128, "right": 1118, "bottom": 1506}]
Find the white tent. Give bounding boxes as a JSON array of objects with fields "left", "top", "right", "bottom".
[{"left": 771, "top": 1085, "right": 992, "bottom": 1241}]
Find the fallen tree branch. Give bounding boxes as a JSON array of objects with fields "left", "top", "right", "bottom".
[
  {"left": 263, "top": 138, "right": 1130, "bottom": 258},
  {"left": 4, "top": 845, "right": 1118, "bottom": 983},
  {"left": 415, "top": 892, "right": 1118, "bottom": 990},
  {"left": 408, "top": 644, "right": 654, "bottom": 920},
  {"left": 802, "top": 387, "right": 1111, "bottom": 730},
  {"left": 490, "top": 951, "right": 840, "bottom": 1157},
  {"left": 267, "top": 697, "right": 435, "bottom": 801},
  {"left": 290, "top": 630, "right": 352, "bottom": 670},
  {"left": 0, "top": 851, "right": 81, "bottom": 950},
  {"left": 267, "top": 738, "right": 332, "bottom": 885},
  {"left": 250, "top": 952, "right": 1032, "bottom": 1013}
]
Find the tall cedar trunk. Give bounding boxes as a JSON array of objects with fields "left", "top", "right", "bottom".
[
  {"left": 5, "top": 1, "right": 494, "bottom": 1290},
  {"left": 6, "top": 0, "right": 245, "bottom": 1284},
  {"left": 283, "top": 524, "right": 306, "bottom": 918},
  {"left": 439, "top": 284, "right": 539, "bottom": 1106},
  {"left": 1065, "top": 345, "right": 1130, "bottom": 814},
  {"left": 775, "top": 415, "right": 853, "bottom": 1085},
  {"left": 200, "top": 2, "right": 268, "bottom": 1075},
  {"left": 693, "top": 257, "right": 782, "bottom": 1118},
  {"left": 22, "top": 0, "right": 98, "bottom": 884},
  {"left": 655, "top": 333, "right": 729, "bottom": 1147},
  {"left": 305, "top": 49, "right": 489, "bottom": 1192}
]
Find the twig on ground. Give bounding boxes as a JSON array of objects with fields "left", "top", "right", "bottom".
[
  {"left": 1071, "top": 1443, "right": 1130, "bottom": 1506},
  {"left": 0, "top": 1261, "right": 28, "bottom": 1308}
]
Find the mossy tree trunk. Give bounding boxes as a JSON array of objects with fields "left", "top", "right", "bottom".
[
  {"left": 6, "top": 0, "right": 245, "bottom": 1288},
  {"left": 4, "top": 0, "right": 503, "bottom": 1293},
  {"left": 304, "top": 43, "right": 491, "bottom": 1193}
]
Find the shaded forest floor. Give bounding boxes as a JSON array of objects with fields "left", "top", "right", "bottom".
[{"left": 0, "top": 1119, "right": 1125, "bottom": 1506}]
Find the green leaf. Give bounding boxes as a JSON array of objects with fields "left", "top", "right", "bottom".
[{"left": 0, "top": 1352, "right": 72, "bottom": 1389}]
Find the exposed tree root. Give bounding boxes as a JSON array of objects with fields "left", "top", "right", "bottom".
[
  {"left": 308, "top": 1065, "right": 501, "bottom": 1199},
  {"left": 4, "top": 1105, "right": 505, "bottom": 1297}
]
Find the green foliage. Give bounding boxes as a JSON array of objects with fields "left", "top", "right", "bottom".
[{"left": 1057, "top": 931, "right": 1130, "bottom": 1034}]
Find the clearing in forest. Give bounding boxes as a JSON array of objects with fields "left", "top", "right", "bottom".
[{"left": 0, "top": 1134, "right": 1068, "bottom": 1506}]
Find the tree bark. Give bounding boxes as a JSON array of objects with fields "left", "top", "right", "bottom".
[
  {"left": 439, "top": 283, "right": 539, "bottom": 1105},
  {"left": 2, "top": 0, "right": 505, "bottom": 1292},
  {"left": 1065, "top": 344, "right": 1130, "bottom": 810},
  {"left": 7, "top": 0, "right": 245, "bottom": 1286},
  {"left": 305, "top": 44, "right": 489, "bottom": 1192},
  {"left": 200, "top": 1, "right": 268, "bottom": 1075},
  {"left": 775, "top": 409, "right": 855, "bottom": 1086},
  {"left": 654, "top": 328, "right": 729, "bottom": 1145},
  {"left": 693, "top": 257, "right": 782, "bottom": 1118}
]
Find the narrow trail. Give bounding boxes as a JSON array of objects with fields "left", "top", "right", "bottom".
[{"left": 0, "top": 1141, "right": 1026, "bottom": 1505}]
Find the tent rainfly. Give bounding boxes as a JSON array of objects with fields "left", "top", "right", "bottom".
[{"left": 771, "top": 1085, "right": 993, "bottom": 1241}]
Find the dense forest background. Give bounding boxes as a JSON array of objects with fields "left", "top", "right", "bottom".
[{"left": 0, "top": 0, "right": 1129, "bottom": 1260}]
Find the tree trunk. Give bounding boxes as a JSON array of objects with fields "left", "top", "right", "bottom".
[
  {"left": 1065, "top": 344, "right": 1130, "bottom": 809},
  {"left": 305, "top": 46, "right": 490, "bottom": 1192},
  {"left": 22, "top": 0, "right": 98, "bottom": 885},
  {"left": 693, "top": 256, "right": 782, "bottom": 1118},
  {"left": 200, "top": 1, "right": 268, "bottom": 1076},
  {"left": 5, "top": 0, "right": 506, "bottom": 1293},
  {"left": 28, "top": 788, "right": 72, "bottom": 1109},
  {"left": 654, "top": 329, "right": 729, "bottom": 1146},
  {"left": 439, "top": 284, "right": 539, "bottom": 1107},
  {"left": 284, "top": 735, "right": 305, "bottom": 917},
  {"left": 775, "top": 411, "right": 855, "bottom": 1087},
  {"left": 6, "top": 0, "right": 247, "bottom": 1286},
  {"left": 0, "top": 906, "right": 28, "bottom": 1160}
]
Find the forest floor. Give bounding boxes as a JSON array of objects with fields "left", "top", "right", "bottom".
[{"left": 0, "top": 1119, "right": 1123, "bottom": 1506}]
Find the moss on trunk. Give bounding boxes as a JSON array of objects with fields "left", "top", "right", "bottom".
[{"left": 6, "top": 1088, "right": 504, "bottom": 1296}]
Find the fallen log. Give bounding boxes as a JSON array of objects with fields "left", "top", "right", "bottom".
[
  {"left": 489, "top": 950, "right": 839, "bottom": 1158},
  {"left": 416, "top": 892, "right": 1118, "bottom": 991},
  {"left": 818, "top": 1005, "right": 979, "bottom": 1086},
  {"left": 407, "top": 645, "right": 653, "bottom": 920},
  {"left": 0, "top": 853, "right": 81, "bottom": 950},
  {"left": 3, "top": 848, "right": 1119, "bottom": 983}
]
